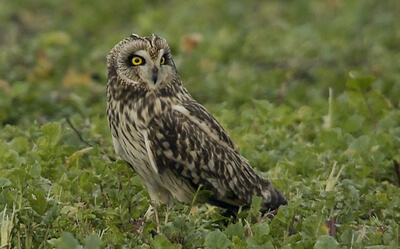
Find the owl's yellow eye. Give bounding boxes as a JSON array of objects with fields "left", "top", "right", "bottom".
[
  {"left": 131, "top": 56, "right": 143, "bottom": 66},
  {"left": 160, "top": 56, "right": 166, "bottom": 65}
]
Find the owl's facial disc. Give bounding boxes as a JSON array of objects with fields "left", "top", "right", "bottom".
[{"left": 126, "top": 49, "right": 168, "bottom": 89}]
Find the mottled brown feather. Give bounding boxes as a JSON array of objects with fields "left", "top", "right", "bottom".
[{"left": 106, "top": 34, "right": 287, "bottom": 212}]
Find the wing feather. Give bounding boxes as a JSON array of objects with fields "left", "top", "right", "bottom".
[
  {"left": 142, "top": 130, "right": 159, "bottom": 174},
  {"left": 147, "top": 100, "right": 271, "bottom": 209}
]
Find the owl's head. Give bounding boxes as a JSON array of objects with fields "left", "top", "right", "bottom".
[{"left": 107, "top": 34, "right": 180, "bottom": 90}]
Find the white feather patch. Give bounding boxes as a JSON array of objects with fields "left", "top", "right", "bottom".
[
  {"left": 172, "top": 105, "right": 221, "bottom": 144},
  {"left": 112, "top": 135, "right": 129, "bottom": 163},
  {"left": 142, "top": 131, "right": 159, "bottom": 174},
  {"left": 262, "top": 190, "right": 271, "bottom": 202}
]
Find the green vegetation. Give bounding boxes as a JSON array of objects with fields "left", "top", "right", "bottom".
[{"left": 1, "top": 0, "right": 399, "bottom": 248}]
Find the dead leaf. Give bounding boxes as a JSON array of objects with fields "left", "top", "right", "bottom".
[
  {"left": 181, "top": 33, "right": 203, "bottom": 53},
  {"left": 65, "top": 147, "right": 93, "bottom": 168},
  {"left": 0, "top": 80, "right": 11, "bottom": 93},
  {"left": 27, "top": 50, "right": 53, "bottom": 81},
  {"left": 62, "top": 68, "right": 91, "bottom": 88}
]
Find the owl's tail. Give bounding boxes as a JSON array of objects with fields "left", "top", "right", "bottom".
[
  {"left": 268, "top": 186, "right": 287, "bottom": 210},
  {"left": 260, "top": 183, "right": 287, "bottom": 213}
]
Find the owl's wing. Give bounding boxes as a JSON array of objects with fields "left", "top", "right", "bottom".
[{"left": 146, "top": 101, "right": 279, "bottom": 209}]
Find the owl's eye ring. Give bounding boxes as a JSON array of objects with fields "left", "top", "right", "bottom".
[
  {"left": 160, "top": 56, "right": 166, "bottom": 65},
  {"left": 130, "top": 56, "right": 145, "bottom": 66}
]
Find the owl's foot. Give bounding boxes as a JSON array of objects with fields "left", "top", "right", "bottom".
[
  {"left": 144, "top": 204, "right": 161, "bottom": 233},
  {"left": 144, "top": 204, "right": 154, "bottom": 221}
]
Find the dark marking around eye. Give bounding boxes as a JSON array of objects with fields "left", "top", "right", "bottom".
[
  {"left": 127, "top": 54, "right": 145, "bottom": 66},
  {"left": 161, "top": 54, "right": 169, "bottom": 65}
]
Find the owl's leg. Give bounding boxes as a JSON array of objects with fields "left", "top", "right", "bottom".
[
  {"left": 145, "top": 185, "right": 174, "bottom": 233},
  {"left": 143, "top": 204, "right": 161, "bottom": 234},
  {"left": 154, "top": 205, "right": 160, "bottom": 233},
  {"left": 143, "top": 204, "right": 160, "bottom": 233}
]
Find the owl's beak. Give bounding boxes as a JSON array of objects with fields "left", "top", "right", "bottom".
[{"left": 152, "top": 67, "right": 158, "bottom": 84}]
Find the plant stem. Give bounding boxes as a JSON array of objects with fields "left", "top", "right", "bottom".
[{"left": 362, "top": 91, "right": 376, "bottom": 132}]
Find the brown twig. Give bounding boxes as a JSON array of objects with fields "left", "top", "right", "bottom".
[
  {"left": 394, "top": 160, "right": 400, "bottom": 186},
  {"left": 362, "top": 91, "right": 377, "bottom": 132},
  {"left": 288, "top": 212, "right": 295, "bottom": 236},
  {"left": 65, "top": 118, "right": 118, "bottom": 163},
  {"left": 328, "top": 217, "right": 336, "bottom": 237},
  {"left": 66, "top": 118, "right": 93, "bottom": 147}
]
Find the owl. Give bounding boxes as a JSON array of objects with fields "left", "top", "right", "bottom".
[{"left": 106, "top": 34, "right": 287, "bottom": 214}]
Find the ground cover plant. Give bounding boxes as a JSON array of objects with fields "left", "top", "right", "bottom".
[{"left": 0, "top": 0, "right": 399, "bottom": 248}]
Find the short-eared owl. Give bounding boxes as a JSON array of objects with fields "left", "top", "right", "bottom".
[{"left": 107, "top": 34, "right": 286, "bottom": 212}]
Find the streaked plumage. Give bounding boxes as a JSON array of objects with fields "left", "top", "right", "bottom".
[{"left": 106, "top": 34, "right": 286, "bottom": 212}]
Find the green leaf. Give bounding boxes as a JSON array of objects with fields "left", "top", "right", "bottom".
[
  {"left": 0, "top": 178, "right": 11, "bottom": 188},
  {"left": 251, "top": 195, "right": 262, "bottom": 215},
  {"left": 313, "top": 235, "right": 340, "bottom": 249},
  {"left": 346, "top": 71, "right": 376, "bottom": 92},
  {"left": 150, "top": 235, "right": 182, "bottom": 249},
  {"left": 29, "top": 161, "right": 42, "bottom": 178},
  {"left": 303, "top": 214, "right": 322, "bottom": 238},
  {"left": 349, "top": 135, "right": 372, "bottom": 153},
  {"left": 10, "top": 136, "right": 30, "bottom": 154},
  {"left": 246, "top": 236, "right": 274, "bottom": 249},
  {"left": 340, "top": 228, "right": 360, "bottom": 246},
  {"left": 344, "top": 114, "right": 364, "bottom": 133},
  {"left": 231, "top": 236, "right": 248, "bottom": 249},
  {"left": 57, "top": 232, "right": 82, "bottom": 249},
  {"left": 40, "top": 122, "right": 62, "bottom": 148},
  {"left": 248, "top": 222, "right": 271, "bottom": 247},
  {"left": 205, "top": 230, "right": 231, "bottom": 249},
  {"left": 364, "top": 246, "right": 391, "bottom": 249},
  {"left": 254, "top": 222, "right": 270, "bottom": 236},
  {"left": 28, "top": 189, "right": 48, "bottom": 216},
  {"left": 84, "top": 234, "right": 102, "bottom": 249},
  {"left": 11, "top": 81, "right": 30, "bottom": 98},
  {"left": 225, "top": 222, "right": 245, "bottom": 239}
]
